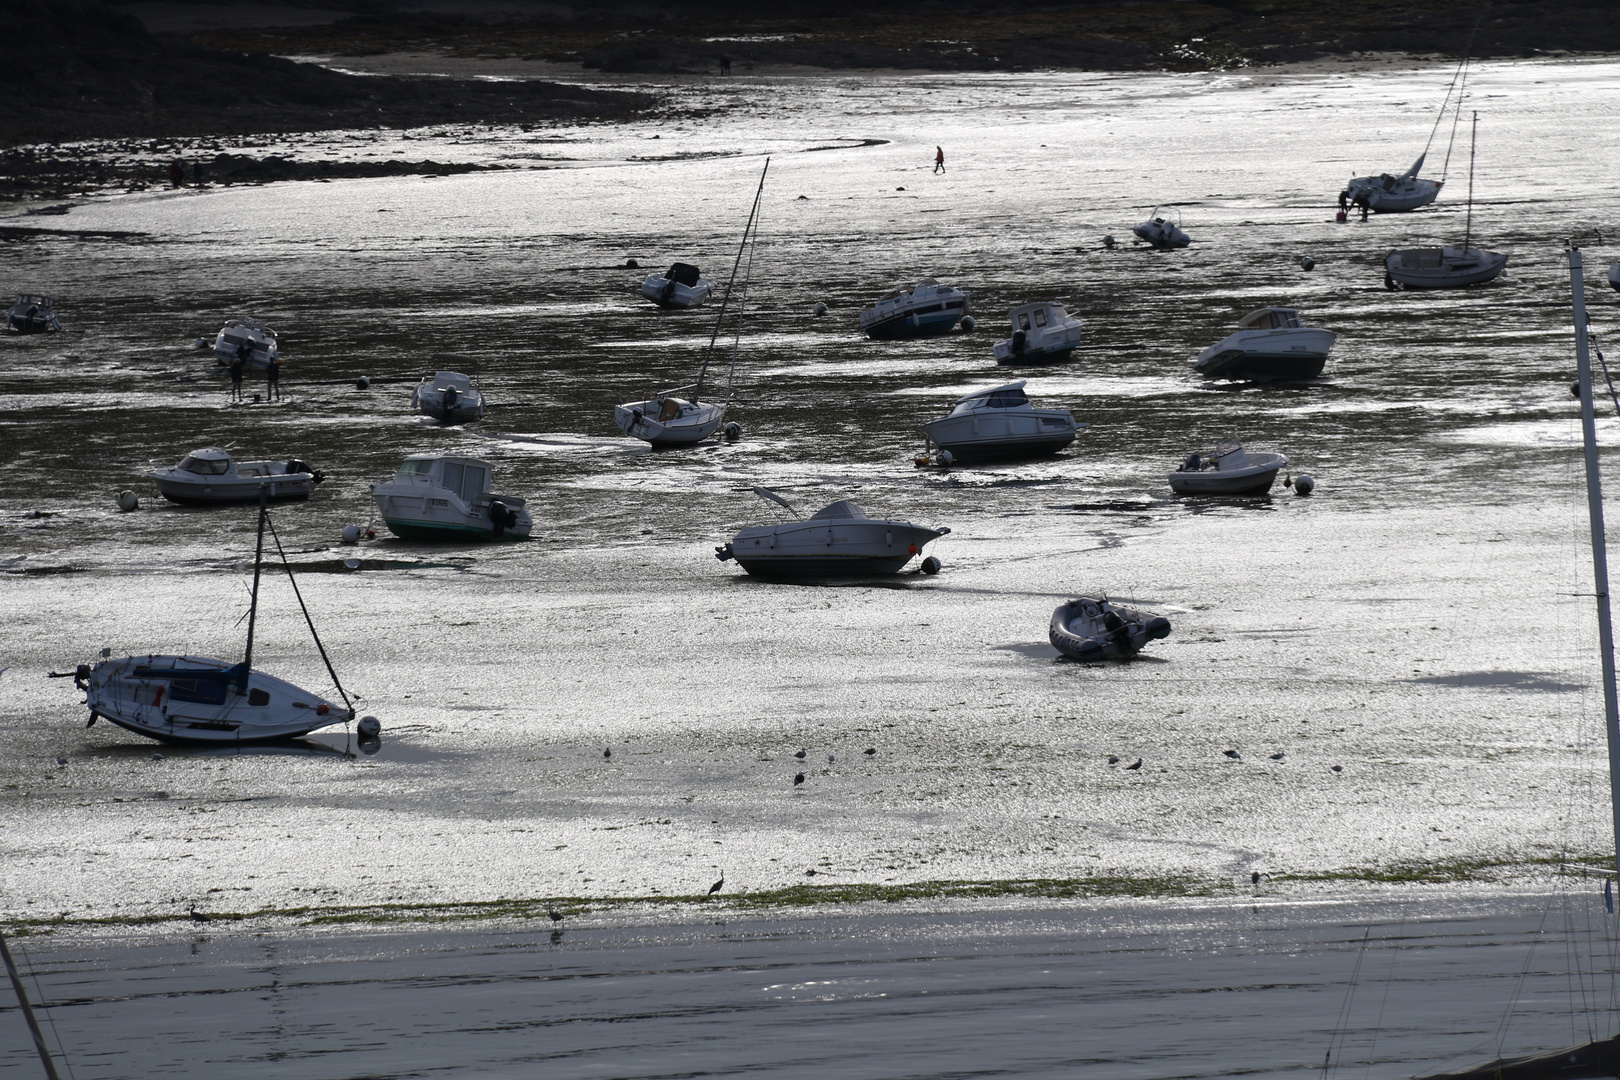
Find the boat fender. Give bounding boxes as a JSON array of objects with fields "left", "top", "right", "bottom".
[
  {"left": 316, "top": 703, "right": 330, "bottom": 716},
  {"left": 921, "top": 556, "right": 941, "bottom": 575},
  {"left": 1146, "top": 616, "right": 1172, "bottom": 640},
  {"left": 357, "top": 715, "right": 381, "bottom": 738},
  {"left": 724, "top": 421, "right": 742, "bottom": 442},
  {"left": 116, "top": 489, "right": 139, "bottom": 512},
  {"left": 1292, "top": 473, "right": 1315, "bottom": 496},
  {"left": 938, "top": 450, "right": 953, "bottom": 467},
  {"left": 812, "top": 302, "right": 827, "bottom": 316},
  {"left": 960, "top": 315, "right": 975, "bottom": 332},
  {"left": 715, "top": 544, "right": 735, "bottom": 562},
  {"left": 488, "top": 499, "right": 508, "bottom": 538},
  {"left": 1102, "top": 234, "right": 1115, "bottom": 249},
  {"left": 908, "top": 544, "right": 919, "bottom": 555},
  {"left": 1298, "top": 256, "right": 1315, "bottom": 271},
  {"left": 341, "top": 524, "right": 362, "bottom": 544}
]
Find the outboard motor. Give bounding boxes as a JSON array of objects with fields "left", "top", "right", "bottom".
[
  {"left": 488, "top": 499, "right": 508, "bottom": 538},
  {"left": 441, "top": 385, "right": 460, "bottom": 418},
  {"left": 1011, "top": 330, "right": 1026, "bottom": 356},
  {"left": 660, "top": 279, "right": 677, "bottom": 304}
]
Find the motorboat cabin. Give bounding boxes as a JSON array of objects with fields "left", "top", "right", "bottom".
[
  {"left": 213, "top": 318, "right": 279, "bottom": 370},
  {"left": 1194, "top": 307, "right": 1335, "bottom": 382},
  {"left": 151, "top": 447, "right": 324, "bottom": 504},
  {"left": 991, "top": 302, "right": 1084, "bottom": 365},
  {"left": 6, "top": 293, "right": 62, "bottom": 334},
  {"left": 920, "top": 381, "right": 1083, "bottom": 464},
  {"left": 370, "top": 453, "right": 532, "bottom": 541},
  {"left": 858, "top": 278, "right": 971, "bottom": 340}
]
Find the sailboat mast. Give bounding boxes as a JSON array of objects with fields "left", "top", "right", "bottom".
[
  {"left": 1567, "top": 246, "right": 1620, "bottom": 874},
  {"left": 1463, "top": 112, "right": 1477, "bottom": 253},
  {"left": 0, "top": 932, "right": 63, "bottom": 1080},
  {"left": 693, "top": 158, "right": 769, "bottom": 402},
  {"left": 241, "top": 491, "right": 268, "bottom": 690}
]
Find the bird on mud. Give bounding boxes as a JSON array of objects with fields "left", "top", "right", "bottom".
[
  {"left": 1223, "top": 749, "right": 1241, "bottom": 760},
  {"left": 1269, "top": 752, "right": 1285, "bottom": 761},
  {"left": 864, "top": 748, "right": 876, "bottom": 756},
  {"left": 1108, "top": 755, "right": 1119, "bottom": 765},
  {"left": 188, "top": 905, "right": 210, "bottom": 924},
  {"left": 1250, "top": 871, "right": 1262, "bottom": 885},
  {"left": 794, "top": 772, "right": 805, "bottom": 786},
  {"left": 1124, "top": 758, "right": 1143, "bottom": 770},
  {"left": 794, "top": 749, "right": 807, "bottom": 760},
  {"left": 548, "top": 910, "right": 563, "bottom": 923},
  {"left": 603, "top": 748, "right": 611, "bottom": 759},
  {"left": 708, "top": 872, "right": 725, "bottom": 895}
]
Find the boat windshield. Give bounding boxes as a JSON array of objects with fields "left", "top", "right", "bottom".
[
  {"left": 179, "top": 454, "right": 231, "bottom": 475},
  {"left": 399, "top": 459, "right": 436, "bottom": 478},
  {"left": 953, "top": 389, "right": 1028, "bottom": 414},
  {"left": 1238, "top": 309, "right": 1301, "bottom": 330}
]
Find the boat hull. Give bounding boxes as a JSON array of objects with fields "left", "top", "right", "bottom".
[
  {"left": 1169, "top": 451, "right": 1287, "bottom": 495},
  {"left": 1385, "top": 247, "right": 1509, "bottom": 289},
  {"left": 614, "top": 399, "right": 726, "bottom": 446},
  {"left": 862, "top": 309, "right": 963, "bottom": 340},
  {"left": 922, "top": 411, "right": 1077, "bottom": 463},
  {"left": 6, "top": 315, "right": 61, "bottom": 334},
  {"left": 640, "top": 275, "right": 714, "bottom": 309},
  {"left": 1195, "top": 327, "right": 1334, "bottom": 382},
  {"left": 993, "top": 343, "right": 1077, "bottom": 366},
  {"left": 720, "top": 520, "right": 944, "bottom": 578},
  {"left": 370, "top": 489, "right": 532, "bottom": 541},
  {"left": 153, "top": 475, "right": 315, "bottom": 504},
  {"left": 81, "top": 654, "right": 350, "bottom": 744}
]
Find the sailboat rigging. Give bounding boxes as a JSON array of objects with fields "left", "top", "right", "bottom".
[{"left": 614, "top": 159, "right": 769, "bottom": 447}]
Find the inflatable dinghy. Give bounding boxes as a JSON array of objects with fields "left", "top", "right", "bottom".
[{"left": 1049, "top": 596, "right": 1171, "bottom": 661}]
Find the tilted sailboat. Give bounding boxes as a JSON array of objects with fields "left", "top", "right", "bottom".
[
  {"left": 1341, "top": 48, "right": 1473, "bottom": 213},
  {"left": 614, "top": 160, "right": 767, "bottom": 447}
]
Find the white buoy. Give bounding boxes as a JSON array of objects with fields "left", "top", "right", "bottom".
[
  {"left": 341, "top": 524, "right": 361, "bottom": 544},
  {"left": 355, "top": 376, "right": 371, "bottom": 390},
  {"left": 920, "top": 556, "right": 942, "bottom": 575},
  {"left": 357, "top": 716, "right": 382, "bottom": 739},
  {"left": 1102, "top": 234, "right": 1115, "bottom": 249},
  {"left": 116, "top": 490, "right": 139, "bottom": 512},
  {"left": 1292, "top": 473, "right": 1316, "bottom": 495},
  {"left": 343, "top": 558, "right": 361, "bottom": 570},
  {"left": 1298, "top": 256, "right": 1316, "bottom": 271},
  {"left": 812, "top": 302, "right": 827, "bottom": 316},
  {"left": 938, "top": 449, "right": 954, "bottom": 467},
  {"left": 723, "top": 421, "right": 742, "bottom": 443},
  {"left": 960, "top": 316, "right": 975, "bottom": 332}
]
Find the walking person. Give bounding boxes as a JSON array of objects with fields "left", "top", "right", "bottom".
[
  {"left": 265, "top": 354, "right": 282, "bottom": 402},
  {"left": 169, "top": 160, "right": 184, "bottom": 188},
  {"left": 933, "top": 145, "right": 945, "bottom": 173},
  {"left": 228, "top": 353, "right": 246, "bottom": 403}
]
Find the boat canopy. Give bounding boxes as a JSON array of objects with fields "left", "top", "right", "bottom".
[
  {"left": 428, "top": 371, "right": 473, "bottom": 390},
  {"left": 809, "top": 501, "right": 868, "bottom": 521},
  {"left": 14, "top": 293, "right": 52, "bottom": 306},
  {"left": 664, "top": 263, "right": 702, "bottom": 286},
  {"left": 179, "top": 448, "right": 233, "bottom": 475},
  {"left": 1236, "top": 308, "right": 1301, "bottom": 330},
  {"left": 951, "top": 382, "right": 1030, "bottom": 414}
]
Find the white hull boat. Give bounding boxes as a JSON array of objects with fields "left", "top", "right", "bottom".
[
  {"left": 54, "top": 499, "right": 359, "bottom": 745},
  {"left": 1168, "top": 438, "right": 1287, "bottom": 495},
  {"left": 617, "top": 161, "right": 767, "bottom": 448},
  {"left": 1194, "top": 307, "right": 1335, "bottom": 382},
  {"left": 920, "top": 381, "right": 1082, "bottom": 464},
  {"left": 1384, "top": 246, "right": 1508, "bottom": 289},
  {"left": 716, "top": 488, "right": 948, "bottom": 578},
  {"left": 615, "top": 390, "right": 727, "bottom": 446},
  {"left": 991, "top": 301, "right": 1083, "bottom": 365},
  {"left": 859, "top": 278, "right": 971, "bottom": 340},
  {"left": 213, "top": 318, "right": 279, "bottom": 371},
  {"left": 370, "top": 453, "right": 531, "bottom": 541},
  {"left": 6, "top": 292, "right": 61, "bottom": 334},
  {"left": 1132, "top": 208, "right": 1190, "bottom": 249},
  {"left": 152, "top": 447, "right": 323, "bottom": 504},
  {"left": 1343, "top": 155, "right": 1442, "bottom": 213},
  {"left": 412, "top": 370, "right": 484, "bottom": 424},
  {"left": 641, "top": 263, "right": 715, "bottom": 309},
  {"left": 1049, "top": 597, "right": 1171, "bottom": 661}
]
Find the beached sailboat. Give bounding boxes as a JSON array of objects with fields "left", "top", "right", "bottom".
[
  {"left": 54, "top": 497, "right": 357, "bottom": 744},
  {"left": 1341, "top": 50, "right": 1472, "bottom": 213},
  {"left": 1384, "top": 113, "right": 1507, "bottom": 290},
  {"left": 615, "top": 161, "right": 767, "bottom": 447}
]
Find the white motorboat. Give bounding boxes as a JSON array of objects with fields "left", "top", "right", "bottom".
[
  {"left": 412, "top": 370, "right": 484, "bottom": 424},
  {"left": 1167, "top": 438, "right": 1287, "bottom": 495},
  {"left": 151, "top": 447, "right": 323, "bottom": 504},
  {"left": 370, "top": 453, "right": 532, "bottom": 541},
  {"left": 1382, "top": 113, "right": 1507, "bottom": 291},
  {"left": 1049, "top": 596, "right": 1171, "bottom": 661},
  {"left": 1131, "top": 208, "right": 1190, "bottom": 249},
  {"left": 919, "top": 381, "right": 1083, "bottom": 464},
  {"left": 1193, "top": 307, "right": 1335, "bottom": 382},
  {"left": 213, "top": 318, "right": 279, "bottom": 371},
  {"left": 617, "top": 161, "right": 767, "bottom": 448},
  {"left": 858, "top": 278, "right": 971, "bottom": 340},
  {"left": 55, "top": 499, "right": 358, "bottom": 745},
  {"left": 5, "top": 292, "right": 61, "bottom": 334},
  {"left": 640, "top": 263, "right": 715, "bottom": 309},
  {"left": 1343, "top": 155, "right": 1442, "bottom": 213},
  {"left": 715, "top": 488, "right": 949, "bottom": 578},
  {"left": 991, "top": 301, "right": 1083, "bottom": 365}
]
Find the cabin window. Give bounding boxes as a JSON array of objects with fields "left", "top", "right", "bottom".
[
  {"left": 248, "top": 688, "right": 270, "bottom": 707},
  {"left": 462, "top": 467, "right": 488, "bottom": 501},
  {"left": 1281, "top": 312, "right": 1300, "bottom": 328},
  {"left": 402, "top": 460, "right": 433, "bottom": 476},
  {"left": 179, "top": 455, "right": 230, "bottom": 475},
  {"left": 169, "top": 678, "right": 228, "bottom": 705},
  {"left": 442, "top": 462, "right": 465, "bottom": 495},
  {"left": 1018, "top": 314, "right": 1030, "bottom": 330},
  {"left": 1033, "top": 309, "right": 1048, "bottom": 327}
]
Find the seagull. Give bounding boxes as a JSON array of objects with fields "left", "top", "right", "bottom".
[
  {"left": 55, "top": 757, "right": 66, "bottom": 766},
  {"left": 1223, "top": 749, "right": 1241, "bottom": 759},
  {"left": 827, "top": 754, "right": 835, "bottom": 764},
  {"left": 603, "top": 748, "right": 611, "bottom": 759},
  {"left": 708, "top": 872, "right": 725, "bottom": 895},
  {"left": 794, "top": 773, "right": 805, "bottom": 786},
  {"left": 189, "top": 905, "right": 210, "bottom": 923},
  {"left": 1331, "top": 764, "right": 1344, "bottom": 773},
  {"left": 151, "top": 752, "right": 164, "bottom": 761},
  {"left": 1125, "top": 758, "right": 1143, "bottom": 770},
  {"left": 548, "top": 910, "right": 563, "bottom": 922},
  {"left": 1250, "top": 871, "right": 1262, "bottom": 885},
  {"left": 864, "top": 748, "right": 876, "bottom": 756},
  {"left": 1107, "top": 755, "right": 1119, "bottom": 765},
  {"left": 1269, "top": 752, "right": 1285, "bottom": 761},
  {"left": 794, "top": 749, "right": 807, "bottom": 759}
]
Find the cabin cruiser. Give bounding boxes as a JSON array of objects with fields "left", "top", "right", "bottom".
[
  {"left": 991, "top": 301, "right": 1083, "bottom": 365},
  {"left": 640, "top": 263, "right": 715, "bottom": 309},
  {"left": 919, "top": 381, "right": 1082, "bottom": 464},
  {"left": 715, "top": 488, "right": 948, "bottom": 578},
  {"left": 1132, "top": 208, "right": 1190, "bottom": 249},
  {"left": 1049, "top": 597, "right": 1171, "bottom": 661},
  {"left": 54, "top": 501, "right": 358, "bottom": 745},
  {"left": 213, "top": 318, "right": 279, "bottom": 370},
  {"left": 615, "top": 389, "right": 729, "bottom": 447},
  {"left": 370, "top": 453, "right": 531, "bottom": 540},
  {"left": 151, "top": 447, "right": 324, "bottom": 504},
  {"left": 1342, "top": 155, "right": 1442, "bottom": 213},
  {"left": 412, "top": 370, "right": 484, "bottom": 424},
  {"left": 1194, "top": 307, "right": 1334, "bottom": 382},
  {"left": 1384, "top": 246, "right": 1508, "bottom": 289},
  {"left": 1167, "top": 438, "right": 1287, "bottom": 495},
  {"left": 6, "top": 293, "right": 61, "bottom": 334},
  {"left": 858, "top": 278, "right": 971, "bottom": 340}
]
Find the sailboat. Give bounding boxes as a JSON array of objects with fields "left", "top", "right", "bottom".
[
  {"left": 1384, "top": 113, "right": 1508, "bottom": 290},
  {"left": 1341, "top": 49, "right": 1472, "bottom": 213},
  {"left": 614, "top": 160, "right": 767, "bottom": 448},
  {"left": 53, "top": 495, "right": 357, "bottom": 744},
  {"left": 1396, "top": 247, "right": 1620, "bottom": 1079}
]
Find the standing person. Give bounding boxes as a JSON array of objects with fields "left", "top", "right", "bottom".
[
  {"left": 169, "top": 160, "right": 184, "bottom": 188},
  {"left": 193, "top": 160, "right": 205, "bottom": 186},
  {"left": 1336, "top": 189, "right": 1348, "bottom": 214},
  {"left": 718, "top": 53, "right": 730, "bottom": 75},
  {"left": 228, "top": 353, "right": 245, "bottom": 402},
  {"left": 265, "top": 354, "right": 282, "bottom": 402},
  {"left": 934, "top": 146, "right": 945, "bottom": 173}
]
